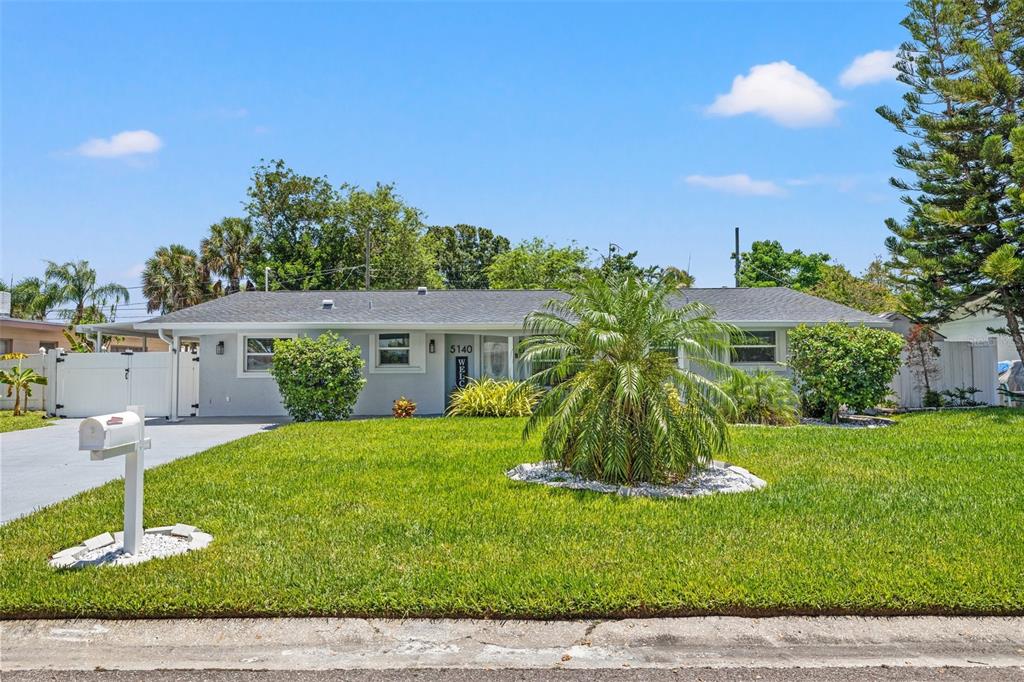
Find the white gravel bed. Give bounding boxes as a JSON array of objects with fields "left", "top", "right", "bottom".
[
  {"left": 49, "top": 525, "right": 213, "bottom": 569},
  {"left": 506, "top": 460, "right": 766, "bottom": 499}
]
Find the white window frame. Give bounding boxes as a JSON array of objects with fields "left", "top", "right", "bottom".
[
  {"left": 731, "top": 330, "right": 779, "bottom": 365},
  {"left": 377, "top": 332, "right": 412, "bottom": 367},
  {"left": 237, "top": 333, "right": 296, "bottom": 378},
  {"left": 369, "top": 332, "right": 426, "bottom": 374}
]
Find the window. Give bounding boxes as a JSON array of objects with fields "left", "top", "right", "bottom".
[
  {"left": 731, "top": 331, "right": 777, "bottom": 364},
  {"left": 0, "top": 339, "right": 12, "bottom": 355},
  {"left": 242, "top": 336, "right": 289, "bottom": 373},
  {"left": 378, "top": 333, "right": 410, "bottom": 366},
  {"left": 39, "top": 341, "right": 58, "bottom": 351},
  {"left": 481, "top": 335, "right": 510, "bottom": 379}
]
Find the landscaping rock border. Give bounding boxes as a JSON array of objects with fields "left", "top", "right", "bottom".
[
  {"left": 49, "top": 525, "right": 213, "bottom": 569},
  {"left": 506, "top": 460, "right": 766, "bottom": 499}
]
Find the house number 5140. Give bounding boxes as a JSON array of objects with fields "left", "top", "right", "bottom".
[{"left": 449, "top": 344, "right": 473, "bottom": 354}]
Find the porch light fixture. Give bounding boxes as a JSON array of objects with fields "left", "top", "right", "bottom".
[
  {"left": 216, "top": 341, "right": 225, "bottom": 355},
  {"left": 429, "top": 339, "right": 436, "bottom": 354}
]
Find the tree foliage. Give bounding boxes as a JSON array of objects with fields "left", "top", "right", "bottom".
[
  {"left": 738, "top": 240, "right": 831, "bottom": 289},
  {"left": 44, "top": 260, "right": 129, "bottom": 324},
  {"left": 518, "top": 275, "right": 736, "bottom": 485},
  {"left": 201, "top": 217, "right": 258, "bottom": 293},
  {"left": 425, "top": 224, "right": 510, "bottom": 289},
  {"left": 788, "top": 323, "right": 905, "bottom": 423},
  {"left": 486, "top": 238, "right": 590, "bottom": 289},
  {"left": 595, "top": 245, "right": 694, "bottom": 287},
  {"left": 269, "top": 333, "right": 366, "bottom": 421},
  {"left": 809, "top": 260, "right": 902, "bottom": 313},
  {"left": 0, "top": 366, "right": 47, "bottom": 417},
  {"left": 142, "top": 244, "right": 211, "bottom": 313},
  {"left": 0, "top": 277, "right": 55, "bottom": 320},
  {"left": 880, "top": 0, "right": 1024, "bottom": 360},
  {"left": 721, "top": 370, "right": 799, "bottom": 426}
]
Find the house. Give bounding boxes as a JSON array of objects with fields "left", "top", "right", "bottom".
[
  {"left": 130, "top": 287, "right": 888, "bottom": 418},
  {"left": 934, "top": 296, "right": 1022, "bottom": 364}
]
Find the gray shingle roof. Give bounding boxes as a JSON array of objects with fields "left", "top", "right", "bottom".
[{"left": 136, "top": 287, "right": 886, "bottom": 328}]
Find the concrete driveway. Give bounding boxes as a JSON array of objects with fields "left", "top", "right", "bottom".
[{"left": 1, "top": 417, "right": 284, "bottom": 523}]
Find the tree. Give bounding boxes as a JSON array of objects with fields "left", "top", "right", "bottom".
[
  {"left": 592, "top": 245, "right": 694, "bottom": 287},
  {"left": 0, "top": 366, "right": 47, "bottom": 416},
  {"left": 809, "top": 260, "right": 901, "bottom": 313},
  {"left": 486, "top": 238, "right": 589, "bottom": 289},
  {"left": 788, "top": 323, "right": 905, "bottom": 423},
  {"left": 518, "top": 275, "right": 736, "bottom": 485},
  {"left": 346, "top": 183, "right": 442, "bottom": 290},
  {"left": 201, "top": 217, "right": 259, "bottom": 293},
  {"left": 44, "top": 260, "right": 129, "bottom": 324},
  {"left": 245, "top": 159, "right": 349, "bottom": 290},
  {"left": 905, "top": 322, "right": 943, "bottom": 402},
  {"left": 737, "top": 240, "right": 831, "bottom": 289},
  {"left": 879, "top": 0, "right": 1024, "bottom": 361},
  {"left": 0, "top": 277, "right": 56, "bottom": 319},
  {"left": 141, "top": 244, "right": 208, "bottom": 313},
  {"left": 425, "top": 224, "right": 510, "bottom": 289}
]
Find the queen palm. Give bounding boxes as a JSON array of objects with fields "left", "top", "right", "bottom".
[
  {"left": 142, "top": 244, "right": 207, "bottom": 313},
  {"left": 519, "top": 275, "right": 736, "bottom": 485},
  {"left": 200, "top": 217, "right": 259, "bottom": 293},
  {"left": 44, "top": 261, "right": 129, "bottom": 323}
]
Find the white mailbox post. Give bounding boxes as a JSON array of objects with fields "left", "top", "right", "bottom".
[{"left": 79, "top": 405, "right": 152, "bottom": 555}]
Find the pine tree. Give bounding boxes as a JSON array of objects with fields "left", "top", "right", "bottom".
[{"left": 880, "top": 0, "right": 1024, "bottom": 360}]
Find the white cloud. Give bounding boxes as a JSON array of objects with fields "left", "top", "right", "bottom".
[
  {"left": 840, "top": 49, "right": 898, "bottom": 88},
  {"left": 75, "top": 130, "right": 163, "bottom": 158},
  {"left": 707, "top": 61, "right": 843, "bottom": 127},
  {"left": 685, "top": 174, "right": 785, "bottom": 197}
]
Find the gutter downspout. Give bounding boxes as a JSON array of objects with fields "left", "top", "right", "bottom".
[{"left": 157, "top": 328, "right": 182, "bottom": 422}]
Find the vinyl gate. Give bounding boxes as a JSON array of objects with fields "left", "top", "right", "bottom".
[{"left": 32, "top": 350, "right": 200, "bottom": 419}]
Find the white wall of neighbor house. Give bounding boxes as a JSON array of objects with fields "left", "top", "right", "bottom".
[
  {"left": 197, "top": 329, "right": 447, "bottom": 417},
  {"left": 938, "top": 314, "right": 1022, "bottom": 363}
]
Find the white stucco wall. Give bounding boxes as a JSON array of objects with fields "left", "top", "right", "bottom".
[{"left": 938, "top": 314, "right": 1022, "bottom": 363}]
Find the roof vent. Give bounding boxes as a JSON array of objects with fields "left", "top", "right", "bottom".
[
  {"left": 321, "top": 299, "right": 334, "bottom": 310},
  {"left": 417, "top": 286, "right": 428, "bottom": 295}
]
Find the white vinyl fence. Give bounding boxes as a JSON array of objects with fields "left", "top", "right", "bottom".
[
  {"left": 890, "top": 338, "right": 999, "bottom": 408},
  {"left": 0, "top": 354, "right": 47, "bottom": 412},
  {"left": 1, "top": 350, "right": 198, "bottom": 418}
]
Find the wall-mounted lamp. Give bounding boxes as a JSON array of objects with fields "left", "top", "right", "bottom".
[
  {"left": 216, "top": 341, "right": 225, "bottom": 355},
  {"left": 428, "top": 339, "right": 436, "bottom": 354}
]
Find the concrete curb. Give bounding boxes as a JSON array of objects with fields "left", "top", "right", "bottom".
[{"left": 3, "top": 616, "right": 1023, "bottom": 671}]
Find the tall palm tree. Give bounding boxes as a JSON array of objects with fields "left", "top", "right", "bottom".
[
  {"left": 141, "top": 244, "right": 207, "bottom": 313},
  {"left": 518, "top": 275, "right": 736, "bottom": 485},
  {"left": 44, "top": 260, "right": 129, "bottom": 323},
  {"left": 0, "top": 277, "right": 57, "bottom": 320},
  {"left": 200, "top": 217, "right": 258, "bottom": 294}
]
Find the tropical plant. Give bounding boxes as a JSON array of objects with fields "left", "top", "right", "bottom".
[
  {"left": 788, "top": 323, "right": 905, "bottom": 423},
  {"left": 201, "top": 217, "right": 259, "bottom": 293},
  {"left": 44, "top": 260, "right": 129, "bottom": 324},
  {"left": 141, "top": 244, "right": 209, "bottom": 313},
  {"left": 721, "top": 370, "right": 799, "bottom": 426},
  {"left": 0, "top": 277, "right": 57, "bottom": 320},
  {"left": 392, "top": 396, "right": 417, "bottom": 418},
  {"left": 0, "top": 366, "right": 47, "bottom": 416},
  {"left": 941, "top": 386, "right": 983, "bottom": 408},
  {"left": 518, "top": 275, "right": 736, "bottom": 485},
  {"left": 269, "top": 333, "right": 365, "bottom": 421},
  {"left": 447, "top": 378, "right": 541, "bottom": 417}
]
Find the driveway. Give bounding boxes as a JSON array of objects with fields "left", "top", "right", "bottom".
[{"left": 0, "top": 417, "right": 284, "bottom": 523}]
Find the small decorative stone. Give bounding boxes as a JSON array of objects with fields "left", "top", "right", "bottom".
[
  {"left": 49, "top": 526, "right": 213, "bottom": 569},
  {"left": 170, "top": 523, "right": 196, "bottom": 538},
  {"left": 506, "top": 461, "right": 766, "bottom": 499},
  {"left": 82, "top": 532, "right": 115, "bottom": 551},
  {"left": 50, "top": 545, "right": 84, "bottom": 561}
]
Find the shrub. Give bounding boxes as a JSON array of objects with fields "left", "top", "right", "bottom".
[
  {"left": 519, "top": 275, "right": 735, "bottom": 485},
  {"left": 788, "top": 323, "right": 904, "bottom": 423},
  {"left": 923, "top": 390, "right": 944, "bottom": 408},
  {"left": 941, "top": 386, "right": 983, "bottom": 407},
  {"left": 269, "top": 333, "right": 365, "bottom": 421},
  {"left": 722, "top": 370, "right": 799, "bottom": 426},
  {"left": 447, "top": 378, "right": 540, "bottom": 417},
  {"left": 392, "top": 396, "right": 416, "bottom": 418}
]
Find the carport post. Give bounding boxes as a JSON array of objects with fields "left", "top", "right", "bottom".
[
  {"left": 168, "top": 334, "right": 181, "bottom": 422},
  {"left": 93, "top": 332, "right": 102, "bottom": 352}
]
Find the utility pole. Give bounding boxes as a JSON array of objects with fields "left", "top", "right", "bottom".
[
  {"left": 264, "top": 267, "right": 270, "bottom": 292},
  {"left": 364, "top": 227, "right": 371, "bottom": 290},
  {"left": 732, "top": 227, "right": 741, "bottom": 287}
]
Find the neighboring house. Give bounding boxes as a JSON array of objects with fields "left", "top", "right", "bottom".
[
  {"left": 0, "top": 316, "right": 69, "bottom": 355},
  {"left": 935, "top": 296, "right": 1022, "bottom": 363},
  {"left": 131, "top": 287, "right": 888, "bottom": 418}
]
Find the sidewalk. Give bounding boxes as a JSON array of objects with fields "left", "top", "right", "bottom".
[{"left": 3, "top": 616, "right": 1023, "bottom": 672}]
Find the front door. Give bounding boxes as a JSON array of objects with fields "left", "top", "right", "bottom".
[{"left": 445, "top": 334, "right": 476, "bottom": 405}]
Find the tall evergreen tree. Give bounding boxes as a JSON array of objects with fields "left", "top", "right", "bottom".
[{"left": 880, "top": 0, "right": 1024, "bottom": 359}]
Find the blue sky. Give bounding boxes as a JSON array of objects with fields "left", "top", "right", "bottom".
[{"left": 2, "top": 2, "right": 910, "bottom": 318}]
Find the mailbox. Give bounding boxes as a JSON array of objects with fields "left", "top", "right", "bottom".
[{"left": 79, "top": 411, "right": 143, "bottom": 452}]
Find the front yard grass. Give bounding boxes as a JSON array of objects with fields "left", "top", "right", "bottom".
[
  {"left": 1, "top": 409, "right": 1021, "bottom": 618},
  {"left": 0, "top": 410, "right": 54, "bottom": 434}
]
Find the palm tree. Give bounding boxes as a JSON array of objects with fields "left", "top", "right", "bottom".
[
  {"left": 200, "top": 217, "right": 258, "bottom": 294},
  {"left": 0, "top": 277, "right": 57, "bottom": 319},
  {"left": 0, "top": 366, "right": 47, "bottom": 416},
  {"left": 142, "top": 244, "right": 207, "bottom": 313},
  {"left": 44, "top": 261, "right": 129, "bottom": 323},
  {"left": 518, "top": 275, "right": 736, "bottom": 485}
]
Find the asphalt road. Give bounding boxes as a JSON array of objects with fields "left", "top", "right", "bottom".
[{"left": 6, "top": 668, "right": 1022, "bottom": 681}]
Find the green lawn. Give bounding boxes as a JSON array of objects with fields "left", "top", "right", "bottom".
[
  {"left": 1, "top": 409, "right": 1022, "bottom": 618},
  {"left": 0, "top": 410, "right": 54, "bottom": 434}
]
